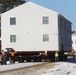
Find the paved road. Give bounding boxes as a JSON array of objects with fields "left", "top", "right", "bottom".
[{"left": 0, "top": 62, "right": 45, "bottom": 72}]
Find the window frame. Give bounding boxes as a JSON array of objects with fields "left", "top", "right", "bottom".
[
  {"left": 42, "top": 16, "right": 49, "bottom": 24},
  {"left": 10, "top": 35, "right": 16, "bottom": 43},
  {"left": 10, "top": 17, "right": 16, "bottom": 25},
  {"left": 43, "top": 34, "right": 49, "bottom": 42}
]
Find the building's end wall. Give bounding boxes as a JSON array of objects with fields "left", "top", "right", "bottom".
[{"left": 58, "top": 15, "right": 72, "bottom": 52}]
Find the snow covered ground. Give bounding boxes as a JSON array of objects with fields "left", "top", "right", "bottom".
[
  {"left": 36, "top": 58, "right": 76, "bottom": 75},
  {"left": 0, "top": 58, "right": 76, "bottom": 75},
  {"left": 38, "top": 61, "right": 76, "bottom": 75},
  {"left": 21, "top": 59, "right": 76, "bottom": 75}
]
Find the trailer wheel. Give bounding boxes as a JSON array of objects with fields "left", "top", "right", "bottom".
[
  {"left": 18, "top": 56, "right": 24, "bottom": 63},
  {"left": 64, "top": 55, "right": 67, "bottom": 60},
  {"left": 27, "top": 59, "right": 31, "bottom": 62},
  {"left": 38, "top": 56, "right": 42, "bottom": 62},
  {"left": 26, "top": 57, "right": 31, "bottom": 62}
]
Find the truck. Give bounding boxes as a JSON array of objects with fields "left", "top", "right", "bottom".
[{"left": 1, "top": 2, "right": 72, "bottom": 62}]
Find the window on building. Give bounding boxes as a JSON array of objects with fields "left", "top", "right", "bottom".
[
  {"left": 43, "top": 34, "right": 49, "bottom": 42},
  {"left": 43, "top": 16, "right": 49, "bottom": 24},
  {"left": 10, "top": 17, "right": 16, "bottom": 25},
  {"left": 10, "top": 35, "right": 16, "bottom": 42}
]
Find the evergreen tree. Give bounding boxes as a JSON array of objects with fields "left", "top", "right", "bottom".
[
  {"left": 0, "top": 0, "right": 27, "bottom": 13},
  {"left": 72, "top": 31, "right": 76, "bottom": 34}
]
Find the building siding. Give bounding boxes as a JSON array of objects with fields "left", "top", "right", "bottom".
[{"left": 1, "top": 2, "right": 72, "bottom": 52}]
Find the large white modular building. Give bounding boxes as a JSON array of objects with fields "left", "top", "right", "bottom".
[{"left": 1, "top": 2, "right": 72, "bottom": 53}]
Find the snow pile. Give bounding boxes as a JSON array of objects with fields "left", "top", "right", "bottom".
[{"left": 37, "top": 62, "right": 76, "bottom": 75}]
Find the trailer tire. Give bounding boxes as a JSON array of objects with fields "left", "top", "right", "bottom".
[
  {"left": 27, "top": 59, "right": 31, "bottom": 62},
  {"left": 64, "top": 55, "right": 67, "bottom": 60},
  {"left": 18, "top": 56, "right": 24, "bottom": 63}
]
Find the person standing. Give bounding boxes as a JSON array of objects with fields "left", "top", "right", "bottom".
[
  {"left": 1, "top": 52, "right": 7, "bottom": 65},
  {"left": 55, "top": 51, "right": 59, "bottom": 62},
  {"left": 9, "top": 50, "right": 16, "bottom": 63},
  {"left": 0, "top": 51, "right": 2, "bottom": 64}
]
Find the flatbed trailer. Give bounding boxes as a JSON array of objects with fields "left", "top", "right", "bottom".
[{"left": 5, "top": 48, "right": 67, "bottom": 63}]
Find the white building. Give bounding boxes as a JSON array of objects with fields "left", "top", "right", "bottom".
[
  {"left": 72, "top": 35, "right": 76, "bottom": 52},
  {"left": 1, "top": 2, "right": 72, "bottom": 53}
]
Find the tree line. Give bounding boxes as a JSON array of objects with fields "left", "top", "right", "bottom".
[
  {"left": 72, "top": 31, "right": 76, "bottom": 34},
  {"left": 0, "top": 0, "right": 28, "bottom": 13}
]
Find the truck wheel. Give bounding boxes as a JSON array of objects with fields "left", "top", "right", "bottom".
[
  {"left": 38, "top": 56, "right": 42, "bottom": 62},
  {"left": 27, "top": 59, "right": 31, "bottom": 62},
  {"left": 64, "top": 55, "right": 67, "bottom": 60},
  {"left": 18, "top": 57, "right": 24, "bottom": 63}
]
